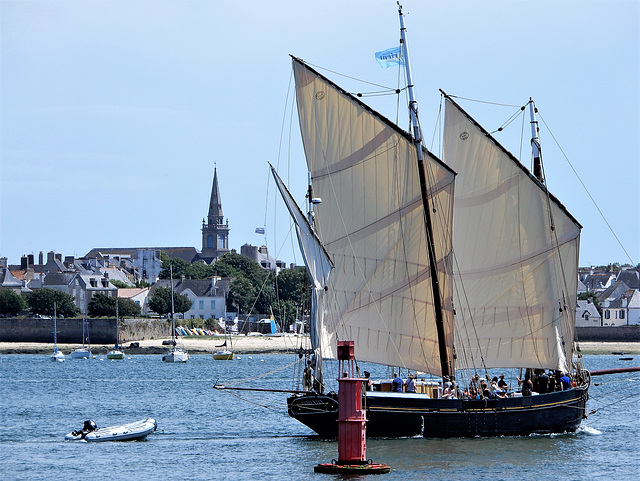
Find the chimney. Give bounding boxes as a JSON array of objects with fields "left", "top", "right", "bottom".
[
  {"left": 21, "top": 256, "right": 29, "bottom": 270},
  {"left": 39, "top": 251, "right": 44, "bottom": 265},
  {"left": 47, "top": 251, "right": 55, "bottom": 263}
]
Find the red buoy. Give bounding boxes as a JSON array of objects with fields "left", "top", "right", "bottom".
[{"left": 314, "top": 341, "right": 390, "bottom": 475}]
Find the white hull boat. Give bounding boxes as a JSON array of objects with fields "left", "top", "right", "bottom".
[
  {"left": 106, "top": 349, "right": 125, "bottom": 360},
  {"left": 50, "top": 348, "right": 65, "bottom": 362},
  {"left": 65, "top": 418, "right": 157, "bottom": 442},
  {"left": 70, "top": 349, "right": 92, "bottom": 359},
  {"left": 162, "top": 347, "right": 189, "bottom": 363}
]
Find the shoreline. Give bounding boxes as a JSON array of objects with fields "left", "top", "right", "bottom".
[
  {"left": 0, "top": 338, "right": 639, "bottom": 356},
  {"left": 0, "top": 334, "right": 310, "bottom": 355}
]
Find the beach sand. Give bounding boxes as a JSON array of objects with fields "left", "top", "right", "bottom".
[{"left": 0, "top": 337, "right": 639, "bottom": 356}]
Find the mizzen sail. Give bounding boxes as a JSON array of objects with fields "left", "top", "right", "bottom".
[{"left": 442, "top": 95, "right": 581, "bottom": 372}]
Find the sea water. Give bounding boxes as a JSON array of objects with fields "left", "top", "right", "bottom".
[{"left": 1, "top": 353, "right": 638, "bottom": 480}]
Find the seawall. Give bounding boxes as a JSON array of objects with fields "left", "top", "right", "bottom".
[
  {"left": 0, "top": 317, "right": 171, "bottom": 344},
  {"left": 576, "top": 326, "right": 640, "bottom": 342}
]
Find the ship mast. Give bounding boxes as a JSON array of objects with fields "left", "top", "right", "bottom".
[
  {"left": 529, "top": 98, "right": 544, "bottom": 182},
  {"left": 398, "top": 3, "right": 453, "bottom": 379}
]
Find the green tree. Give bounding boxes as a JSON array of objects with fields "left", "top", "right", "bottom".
[
  {"left": 276, "top": 266, "right": 310, "bottom": 307},
  {"left": 88, "top": 293, "right": 116, "bottom": 317},
  {"left": 227, "top": 277, "right": 255, "bottom": 314},
  {"left": 148, "top": 286, "right": 192, "bottom": 316},
  {"left": 0, "top": 288, "right": 27, "bottom": 315},
  {"left": 109, "top": 279, "right": 129, "bottom": 288},
  {"left": 26, "top": 289, "right": 79, "bottom": 318},
  {"left": 185, "top": 261, "right": 217, "bottom": 280},
  {"left": 158, "top": 257, "right": 190, "bottom": 279},
  {"left": 213, "top": 252, "right": 276, "bottom": 314},
  {"left": 88, "top": 294, "right": 141, "bottom": 318}
]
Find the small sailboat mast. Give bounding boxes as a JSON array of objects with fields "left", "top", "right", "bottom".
[
  {"left": 53, "top": 302, "right": 58, "bottom": 348},
  {"left": 170, "top": 265, "right": 176, "bottom": 345},
  {"left": 50, "top": 301, "right": 64, "bottom": 362},
  {"left": 398, "top": 3, "right": 453, "bottom": 379}
]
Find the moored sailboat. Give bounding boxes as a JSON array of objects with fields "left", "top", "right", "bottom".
[
  {"left": 162, "top": 266, "right": 189, "bottom": 363},
  {"left": 50, "top": 302, "right": 65, "bottom": 362},
  {"left": 106, "top": 300, "right": 125, "bottom": 360},
  {"left": 212, "top": 325, "right": 234, "bottom": 360},
  {"left": 274, "top": 4, "right": 589, "bottom": 438}
]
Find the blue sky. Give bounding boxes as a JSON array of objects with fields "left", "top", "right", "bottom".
[{"left": 1, "top": 0, "right": 638, "bottom": 269}]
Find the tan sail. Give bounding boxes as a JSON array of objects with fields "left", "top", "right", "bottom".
[
  {"left": 443, "top": 96, "right": 580, "bottom": 372},
  {"left": 293, "top": 58, "right": 456, "bottom": 376}
]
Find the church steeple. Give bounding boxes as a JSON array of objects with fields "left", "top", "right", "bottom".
[
  {"left": 201, "top": 167, "right": 230, "bottom": 262},
  {"left": 207, "top": 168, "right": 224, "bottom": 225}
]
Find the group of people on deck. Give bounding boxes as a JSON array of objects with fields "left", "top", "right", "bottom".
[
  {"left": 366, "top": 368, "right": 573, "bottom": 398},
  {"left": 463, "top": 374, "right": 509, "bottom": 399},
  {"left": 517, "top": 369, "right": 573, "bottom": 396},
  {"left": 391, "top": 372, "right": 416, "bottom": 392}
]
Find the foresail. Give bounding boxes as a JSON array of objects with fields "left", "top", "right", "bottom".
[
  {"left": 443, "top": 96, "right": 580, "bottom": 372},
  {"left": 293, "top": 57, "right": 456, "bottom": 376},
  {"left": 269, "top": 163, "right": 333, "bottom": 352}
]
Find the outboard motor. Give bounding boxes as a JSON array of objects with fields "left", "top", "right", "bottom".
[{"left": 83, "top": 420, "right": 98, "bottom": 432}]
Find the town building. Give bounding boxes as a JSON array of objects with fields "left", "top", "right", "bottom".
[{"left": 575, "top": 299, "right": 602, "bottom": 327}]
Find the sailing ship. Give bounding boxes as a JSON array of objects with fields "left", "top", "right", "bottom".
[
  {"left": 273, "top": 5, "right": 589, "bottom": 438},
  {"left": 162, "top": 266, "right": 189, "bottom": 363},
  {"left": 106, "top": 300, "right": 125, "bottom": 360},
  {"left": 50, "top": 302, "right": 65, "bottom": 362}
]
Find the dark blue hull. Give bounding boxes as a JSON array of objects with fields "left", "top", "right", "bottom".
[{"left": 287, "top": 385, "right": 589, "bottom": 438}]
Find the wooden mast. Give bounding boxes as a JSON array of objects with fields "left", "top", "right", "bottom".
[{"left": 398, "top": 2, "right": 452, "bottom": 379}]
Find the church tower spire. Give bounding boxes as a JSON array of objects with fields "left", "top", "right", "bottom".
[{"left": 201, "top": 167, "right": 230, "bottom": 262}]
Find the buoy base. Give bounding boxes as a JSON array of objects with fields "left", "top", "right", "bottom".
[{"left": 314, "top": 461, "right": 390, "bottom": 474}]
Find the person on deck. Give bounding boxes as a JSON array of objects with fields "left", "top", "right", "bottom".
[
  {"left": 517, "top": 374, "right": 533, "bottom": 396},
  {"left": 363, "top": 371, "right": 373, "bottom": 391},
  {"left": 405, "top": 373, "right": 416, "bottom": 393},
  {"left": 534, "top": 369, "right": 549, "bottom": 394},
  {"left": 392, "top": 372, "right": 403, "bottom": 392},
  {"left": 559, "top": 372, "right": 571, "bottom": 390},
  {"left": 497, "top": 374, "right": 509, "bottom": 390}
]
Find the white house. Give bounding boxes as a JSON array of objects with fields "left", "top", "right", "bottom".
[
  {"left": 575, "top": 299, "right": 602, "bottom": 327},
  {"left": 147, "top": 276, "right": 229, "bottom": 320},
  {"left": 118, "top": 288, "right": 150, "bottom": 310},
  {"left": 601, "top": 289, "right": 640, "bottom": 326}
]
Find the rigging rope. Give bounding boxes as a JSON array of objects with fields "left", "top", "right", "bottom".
[{"left": 537, "top": 112, "right": 637, "bottom": 266}]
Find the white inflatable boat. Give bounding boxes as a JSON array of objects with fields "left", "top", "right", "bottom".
[{"left": 65, "top": 418, "right": 157, "bottom": 442}]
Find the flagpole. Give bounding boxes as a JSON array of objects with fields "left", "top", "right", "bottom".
[{"left": 397, "top": 2, "right": 453, "bottom": 380}]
